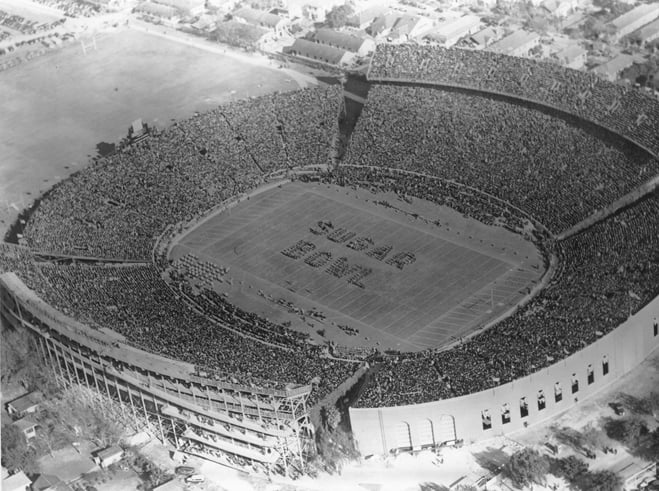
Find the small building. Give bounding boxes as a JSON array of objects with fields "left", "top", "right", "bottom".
[
  {"left": 348, "top": 3, "right": 391, "bottom": 30},
  {"left": 591, "top": 54, "right": 636, "bottom": 82},
  {"left": 31, "top": 474, "right": 70, "bottom": 491},
  {"left": 556, "top": 44, "right": 587, "bottom": 69},
  {"left": 489, "top": 30, "right": 540, "bottom": 57},
  {"left": 284, "top": 0, "right": 344, "bottom": 23},
  {"left": 470, "top": 27, "right": 498, "bottom": 48},
  {"left": 428, "top": 15, "right": 481, "bottom": 47},
  {"left": 134, "top": 2, "right": 180, "bottom": 22},
  {"left": 389, "top": 15, "right": 433, "bottom": 42},
  {"left": 541, "top": 0, "right": 574, "bottom": 18},
  {"left": 153, "top": 0, "right": 205, "bottom": 16},
  {"left": 609, "top": 3, "right": 659, "bottom": 41},
  {"left": 2, "top": 471, "right": 31, "bottom": 491},
  {"left": 284, "top": 38, "right": 355, "bottom": 65},
  {"left": 629, "top": 18, "right": 659, "bottom": 46},
  {"left": 233, "top": 7, "right": 288, "bottom": 35},
  {"left": 312, "top": 28, "right": 375, "bottom": 56},
  {"left": 94, "top": 445, "right": 124, "bottom": 469},
  {"left": 368, "top": 13, "right": 398, "bottom": 38},
  {"left": 610, "top": 459, "right": 656, "bottom": 491},
  {"left": 6, "top": 391, "right": 42, "bottom": 418},
  {"left": 11, "top": 418, "right": 38, "bottom": 440}
]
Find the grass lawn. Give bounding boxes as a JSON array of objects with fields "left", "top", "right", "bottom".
[{"left": 173, "top": 182, "right": 543, "bottom": 352}]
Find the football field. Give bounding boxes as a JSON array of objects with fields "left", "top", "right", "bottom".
[{"left": 173, "top": 182, "right": 544, "bottom": 352}]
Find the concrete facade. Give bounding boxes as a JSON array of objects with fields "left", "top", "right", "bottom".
[{"left": 350, "top": 297, "right": 659, "bottom": 456}]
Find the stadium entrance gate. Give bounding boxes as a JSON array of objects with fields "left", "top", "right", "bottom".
[
  {"left": 436, "top": 415, "right": 456, "bottom": 444},
  {"left": 418, "top": 419, "right": 435, "bottom": 447},
  {"left": 394, "top": 422, "right": 412, "bottom": 451}
]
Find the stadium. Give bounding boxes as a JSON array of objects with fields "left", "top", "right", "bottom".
[{"left": 1, "top": 44, "right": 659, "bottom": 476}]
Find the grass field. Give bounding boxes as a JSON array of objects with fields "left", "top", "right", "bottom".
[
  {"left": 173, "top": 182, "right": 544, "bottom": 352},
  {"left": 0, "top": 27, "right": 302, "bottom": 234}
]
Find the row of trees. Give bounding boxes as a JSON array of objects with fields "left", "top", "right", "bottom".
[
  {"left": 503, "top": 448, "right": 622, "bottom": 490},
  {"left": 1, "top": 320, "right": 138, "bottom": 475}
]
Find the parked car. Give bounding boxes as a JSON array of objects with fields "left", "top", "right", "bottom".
[
  {"left": 609, "top": 401, "right": 625, "bottom": 416},
  {"left": 185, "top": 474, "right": 205, "bottom": 484},
  {"left": 175, "top": 466, "right": 196, "bottom": 476}
]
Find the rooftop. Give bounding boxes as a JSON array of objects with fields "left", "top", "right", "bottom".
[
  {"left": 611, "top": 3, "right": 659, "bottom": 30},
  {"left": 432, "top": 15, "right": 480, "bottom": 39},
  {"left": 7, "top": 390, "right": 42, "bottom": 413},
  {"left": 312, "top": 28, "right": 370, "bottom": 52},
  {"left": 489, "top": 30, "right": 539, "bottom": 53},
  {"left": 2, "top": 471, "right": 32, "bottom": 491},
  {"left": 592, "top": 53, "right": 636, "bottom": 76}
]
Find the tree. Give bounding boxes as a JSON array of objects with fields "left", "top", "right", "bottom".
[
  {"left": 324, "top": 5, "right": 354, "bottom": 29},
  {"left": 502, "top": 448, "right": 550, "bottom": 488},
  {"left": 1, "top": 424, "right": 38, "bottom": 474},
  {"left": 637, "top": 426, "right": 659, "bottom": 462},
  {"left": 552, "top": 455, "right": 589, "bottom": 482},
  {"left": 34, "top": 411, "right": 75, "bottom": 458},
  {"left": 580, "top": 423, "right": 608, "bottom": 451},
  {"left": 577, "top": 470, "right": 622, "bottom": 491},
  {"left": 604, "top": 417, "right": 648, "bottom": 447},
  {"left": 321, "top": 405, "right": 341, "bottom": 431}
]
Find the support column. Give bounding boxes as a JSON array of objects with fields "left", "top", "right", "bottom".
[
  {"left": 156, "top": 413, "right": 166, "bottom": 444},
  {"left": 171, "top": 418, "right": 179, "bottom": 449}
]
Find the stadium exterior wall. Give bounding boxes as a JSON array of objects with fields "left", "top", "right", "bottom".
[
  {"left": 349, "top": 296, "right": 659, "bottom": 456},
  {"left": 0, "top": 272, "right": 314, "bottom": 474}
]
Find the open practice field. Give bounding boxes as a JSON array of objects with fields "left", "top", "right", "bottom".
[
  {"left": 173, "top": 182, "right": 545, "bottom": 352},
  {"left": 0, "top": 27, "right": 303, "bottom": 234}
]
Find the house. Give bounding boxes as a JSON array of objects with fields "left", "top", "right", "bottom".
[
  {"left": 6, "top": 391, "right": 42, "bottom": 418},
  {"left": 31, "top": 474, "right": 71, "bottom": 491},
  {"left": 368, "top": 13, "right": 398, "bottom": 38},
  {"left": 347, "top": 3, "right": 391, "bottom": 29},
  {"left": 489, "top": 30, "right": 540, "bottom": 57},
  {"left": 609, "top": 3, "right": 659, "bottom": 42},
  {"left": 153, "top": 0, "right": 205, "bottom": 16},
  {"left": 556, "top": 44, "right": 587, "bottom": 69},
  {"left": 591, "top": 54, "right": 636, "bottom": 82},
  {"left": 541, "top": 0, "right": 574, "bottom": 18},
  {"left": 562, "top": 11, "right": 586, "bottom": 29},
  {"left": 312, "top": 29, "right": 375, "bottom": 56},
  {"left": 284, "top": 0, "right": 345, "bottom": 23},
  {"left": 629, "top": 18, "right": 659, "bottom": 46},
  {"left": 284, "top": 38, "right": 355, "bottom": 65},
  {"left": 428, "top": 15, "right": 481, "bottom": 47},
  {"left": 2, "top": 471, "right": 31, "bottom": 491},
  {"left": 389, "top": 15, "right": 434, "bottom": 42},
  {"left": 94, "top": 445, "right": 124, "bottom": 468},
  {"left": 369, "top": 13, "right": 433, "bottom": 41},
  {"left": 233, "top": 7, "right": 288, "bottom": 35},
  {"left": 470, "top": 26, "right": 498, "bottom": 48},
  {"left": 134, "top": 2, "right": 180, "bottom": 22},
  {"left": 610, "top": 459, "right": 656, "bottom": 491},
  {"left": 11, "top": 418, "right": 38, "bottom": 440}
]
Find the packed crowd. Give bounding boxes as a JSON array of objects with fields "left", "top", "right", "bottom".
[
  {"left": 355, "top": 190, "right": 659, "bottom": 407},
  {"left": 345, "top": 85, "right": 659, "bottom": 233},
  {"left": 0, "top": 243, "right": 49, "bottom": 296},
  {"left": 34, "top": 263, "right": 355, "bottom": 405},
  {"left": 325, "top": 167, "right": 545, "bottom": 245},
  {"left": 368, "top": 44, "right": 659, "bottom": 158},
  {"left": 173, "top": 274, "right": 311, "bottom": 348},
  {"left": 24, "top": 86, "right": 343, "bottom": 260}
]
